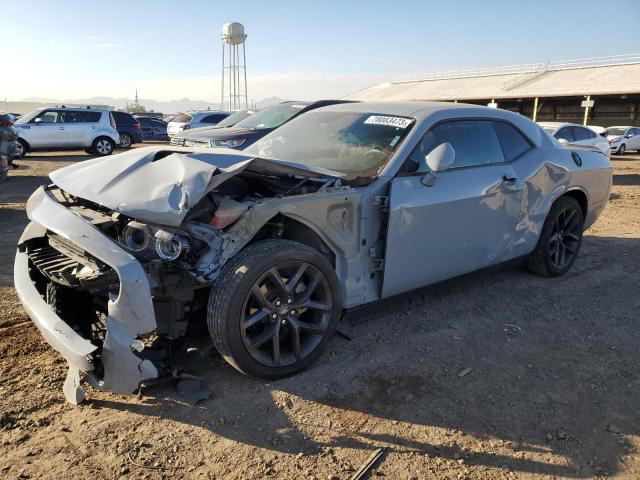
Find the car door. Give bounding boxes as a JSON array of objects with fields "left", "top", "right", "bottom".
[
  {"left": 629, "top": 128, "right": 640, "bottom": 149},
  {"left": 62, "top": 110, "right": 100, "bottom": 147},
  {"left": 382, "top": 119, "right": 530, "bottom": 298},
  {"left": 29, "top": 109, "right": 68, "bottom": 148},
  {"left": 151, "top": 119, "right": 168, "bottom": 140},
  {"left": 138, "top": 117, "right": 152, "bottom": 139}
]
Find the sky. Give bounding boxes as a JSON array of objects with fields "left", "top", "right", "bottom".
[{"left": 1, "top": 0, "right": 639, "bottom": 103}]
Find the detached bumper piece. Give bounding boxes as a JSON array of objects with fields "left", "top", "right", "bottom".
[{"left": 14, "top": 187, "right": 160, "bottom": 403}]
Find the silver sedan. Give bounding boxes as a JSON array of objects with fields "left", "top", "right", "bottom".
[{"left": 15, "top": 101, "right": 612, "bottom": 402}]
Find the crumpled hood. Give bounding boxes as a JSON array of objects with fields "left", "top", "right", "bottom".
[
  {"left": 182, "top": 125, "right": 266, "bottom": 142},
  {"left": 49, "top": 146, "right": 343, "bottom": 226}
]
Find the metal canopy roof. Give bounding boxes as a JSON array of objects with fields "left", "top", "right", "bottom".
[{"left": 346, "top": 54, "right": 640, "bottom": 102}]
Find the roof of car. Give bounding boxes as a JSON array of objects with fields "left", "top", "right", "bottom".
[
  {"left": 315, "top": 100, "right": 494, "bottom": 117},
  {"left": 607, "top": 125, "right": 634, "bottom": 128},
  {"left": 538, "top": 122, "right": 588, "bottom": 129}
]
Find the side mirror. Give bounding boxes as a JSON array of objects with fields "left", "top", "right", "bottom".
[
  {"left": 625, "top": 134, "right": 633, "bottom": 138},
  {"left": 558, "top": 138, "right": 569, "bottom": 145},
  {"left": 426, "top": 142, "right": 455, "bottom": 172},
  {"left": 33, "top": 117, "right": 43, "bottom": 124}
]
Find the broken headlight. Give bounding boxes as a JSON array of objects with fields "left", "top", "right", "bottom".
[
  {"left": 119, "top": 221, "right": 189, "bottom": 262},
  {"left": 154, "top": 230, "right": 189, "bottom": 261}
]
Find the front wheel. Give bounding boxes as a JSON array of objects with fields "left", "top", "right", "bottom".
[
  {"left": 207, "top": 239, "right": 342, "bottom": 379},
  {"left": 92, "top": 137, "right": 114, "bottom": 156},
  {"left": 618, "top": 144, "right": 625, "bottom": 155},
  {"left": 15, "top": 139, "right": 28, "bottom": 159},
  {"left": 526, "top": 196, "right": 584, "bottom": 277}
]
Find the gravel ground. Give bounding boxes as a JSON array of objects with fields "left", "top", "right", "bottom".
[{"left": 1, "top": 146, "right": 639, "bottom": 480}]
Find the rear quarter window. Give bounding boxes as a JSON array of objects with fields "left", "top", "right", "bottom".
[
  {"left": 492, "top": 121, "right": 532, "bottom": 161},
  {"left": 112, "top": 111, "right": 136, "bottom": 124}
]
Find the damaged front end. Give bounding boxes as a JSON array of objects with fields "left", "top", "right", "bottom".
[{"left": 15, "top": 148, "right": 349, "bottom": 403}]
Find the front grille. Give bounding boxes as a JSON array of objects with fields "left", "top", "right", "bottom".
[
  {"left": 28, "top": 234, "right": 117, "bottom": 290},
  {"left": 29, "top": 245, "right": 79, "bottom": 286}
]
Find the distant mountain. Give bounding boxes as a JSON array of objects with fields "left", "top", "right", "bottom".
[{"left": 6, "top": 96, "right": 286, "bottom": 115}]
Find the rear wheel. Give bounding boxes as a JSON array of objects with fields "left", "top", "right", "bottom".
[
  {"left": 92, "top": 137, "right": 114, "bottom": 156},
  {"left": 119, "top": 132, "right": 132, "bottom": 149},
  {"left": 526, "top": 196, "right": 584, "bottom": 277},
  {"left": 208, "top": 239, "right": 341, "bottom": 378}
]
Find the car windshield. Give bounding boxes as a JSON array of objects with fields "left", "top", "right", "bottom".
[
  {"left": 234, "top": 104, "right": 308, "bottom": 129},
  {"left": 606, "top": 127, "right": 627, "bottom": 136},
  {"left": 244, "top": 111, "right": 414, "bottom": 178},
  {"left": 216, "top": 110, "right": 256, "bottom": 127},
  {"left": 15, "top": 109, "right": 42, "bottom": 124}
]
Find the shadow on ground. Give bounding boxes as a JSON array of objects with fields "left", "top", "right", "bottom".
[{"left": 93, "top": 235, "right": 640, "bottom": 478}]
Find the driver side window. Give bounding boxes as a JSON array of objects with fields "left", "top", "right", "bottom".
[
  {"left": 35, "top": 110, "right": 62, "bottom": 123},
  {"left": 402, "top": 120, "right": 505, "bottom": 173}
]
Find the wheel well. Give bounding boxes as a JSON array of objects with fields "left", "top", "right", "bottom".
[
  {"left": 562, "top": 190, "right": 588, "bottom": 218},
  {"left": 93, "top": 136, "right": 115, "bottom": 145},
  {"left": 250, "top": 214, "right": 336, "bottom": 267},
  {"left": 18, "top": 137, "right": 30, "bottom": 151}
]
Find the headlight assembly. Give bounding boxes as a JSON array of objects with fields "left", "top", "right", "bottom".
[
  {"left": 120, "top": 221, "right": 189, "bottom": 262},
  {"left": 121, "top": 222, "right": 152, "bottom": 252},
  {"left": 154, "top": 230, "right": 189, "bottom": 261},
  {"left": 211, "top": 138, "right": 246, "bottom": 148}
]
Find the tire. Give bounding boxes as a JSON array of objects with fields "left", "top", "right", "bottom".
[
  {"left": 15, "top": 139, "right": 28, "bottom": 159},
  {"left": 119, "top": 132, "right": 132, "bottom": 149},
  {"left": 92, "top": 137, "right": 115, "bottom": 156},
  {"left": 526, "top": 196, "right": 584, "bottom": 277},
  {"left": 618, "top": 144, "right": 625, "bottom": 156},
  {"left": 207, "top": 239, "right": 342, "bottom": 379}
]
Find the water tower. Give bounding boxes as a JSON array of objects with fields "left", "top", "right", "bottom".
[{"left": 220, "top": 22, "right": 248, "bottom": 111}]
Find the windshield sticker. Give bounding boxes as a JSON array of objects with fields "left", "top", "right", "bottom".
[
  {"left": 390, "top": 135, "right": 401, "bottom": 147},
  {"left": 364, "top": 115, "right": 412, "bottom": 129},
  {"left": 291, "top": 104, "right": 306, "bottom": 109}
]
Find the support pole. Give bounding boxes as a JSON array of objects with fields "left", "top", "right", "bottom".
[
  {"left": 583, "top": 95, "right": 591, "bottom": 126},
  {"left": 220, "top": 42, "right": 225, "bottom": 110},
  {"left": 532, "top": 97, "right": 539, "bottom": 122},
  {"left": 243, "top": 43, "right": 248, "bottom": 110}
]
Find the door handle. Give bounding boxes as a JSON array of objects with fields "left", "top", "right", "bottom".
[{"left": 59, "top": 127, "right": 65, "bottom": 130}]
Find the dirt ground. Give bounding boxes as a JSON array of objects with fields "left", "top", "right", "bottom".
[{"left": 1, "top": 146, "right": 639, "bottom": 480}]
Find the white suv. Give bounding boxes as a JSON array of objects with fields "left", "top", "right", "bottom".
[
  {"left": 166, "top": 111, "right": 230, "bottom": 136},
  {"left": 14, "top": 107, "right": 120, "bottom": 158}
]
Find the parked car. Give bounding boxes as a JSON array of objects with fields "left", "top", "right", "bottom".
[
  {"left": 135, "top": 116, "right": 169, "bottom": 141},
  {"left": 0, "top": 113, "right": 19, "bottom": 179},
  {"left": 15, "top": 101, "right": 612, "bottom": 403},
  {"left": 605, "top": 126, "right": 640, "bottom": 155},
  {"left": 13, "top": 107, "right": 120, "bottom": 157},
  {"left": 539, "top": 122, "right": 610, "bottom": 157},
  {"left": 111, "top": 111, "right": 143, "bottom": 149},
  {"left": 169, "top": 109, "right": 260, "bottom": 145},
  {"left": 170, "top": 101, "right": 350, "bottom": 148},
  {"left": 166, "top": 111, "right": 231, "bottom": 137}
]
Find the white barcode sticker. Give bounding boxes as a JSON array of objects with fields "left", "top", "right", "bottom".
[{"left": 364, "top": 115, "right": 412, "bottom": 129}]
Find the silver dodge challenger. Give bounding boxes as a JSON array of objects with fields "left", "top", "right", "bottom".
[{"left": 14, "top": 101, "right": 612, "bottom": 403}]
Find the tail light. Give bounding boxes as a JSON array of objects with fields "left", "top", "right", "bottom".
[
  {"left": 134, "top": 122, "right": 141, "bottom": 129},
  {"left": 109, "top": 112, "right": 116, "bottom": 129}
]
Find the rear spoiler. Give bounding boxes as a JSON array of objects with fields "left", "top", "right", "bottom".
[{"left": 566, "top": 142, "right": 605, "bottom": 156}]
